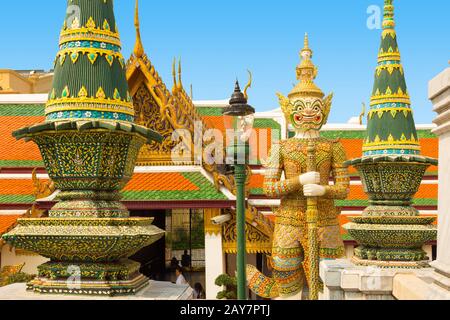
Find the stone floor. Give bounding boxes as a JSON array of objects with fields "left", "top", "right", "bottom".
[{"left": 0, "top": 281, "right": 193, "bottom": 300}]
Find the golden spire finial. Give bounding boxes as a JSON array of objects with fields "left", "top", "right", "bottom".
[
  {"left": 172, "top": 58, "right": 178, "bottom": 93},
  {"left": 289, "top": 33, "right": 323, "bottom": 99},
  {"left": 301, "top": 32, "right": 313, "bottom": 58},
  {"left": 382, "top": 0, "right": 396, "bottom": 30},
  {"left": 133, "top": 0, "right": 144, "bottom": 58},
  {"left": 178, "top": 58, "right": 183, "bottom": 89}
]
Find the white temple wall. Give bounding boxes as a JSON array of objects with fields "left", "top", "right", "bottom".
[{"left": 204, "top": 232, "right": 225, "bottom": 299}]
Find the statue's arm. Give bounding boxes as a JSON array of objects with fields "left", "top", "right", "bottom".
[
  {"left": 324, "top": 141, "right": 350, "bottom": 200},
  {"left": 263, "top": 143, "right": 302, "bottom": 198}
]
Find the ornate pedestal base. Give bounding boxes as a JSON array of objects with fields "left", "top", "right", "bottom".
[
  {"left": 0, "top": 281, "right": 194, "bottom": 300},
  {"left": 28, "top": 273, "right": 149, "bottom": 296},
  {"left": 2, "top": 127, "right": 165, "bottom": 297},
  {"left": 3, "top": 218, "right": 165, "bottom": 296},
  {"left": 351, "top": 256, "right": 430, "bottom": 269},
  {"left": 49, "top": 191, "right": 129, "bottom": 218},
  {"left": 344, "top": 158, "right": 438, "bottom": 268}
]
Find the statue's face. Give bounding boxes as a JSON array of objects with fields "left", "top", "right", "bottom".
[{"left": 290, "top": 97, "right": 325, "bottom": 132}]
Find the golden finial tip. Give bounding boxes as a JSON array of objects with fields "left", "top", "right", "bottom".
[
  {"left": 133, "top": 0, "right": 144, "bottom": 58},
  {"left": 134, "top": 0, "right": 139, "bottom": 28},
  {"left": 301, "top": 32, "right": 312, "bottom": 56},
  {"left": 304, "top": 33, "right": 309, "bottom": 49},
  {"left": 178, "top": 58, "right": 183, "bottom": 88}
]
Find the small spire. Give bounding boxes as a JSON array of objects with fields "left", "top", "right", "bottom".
[
  {"left": 172, "top": 58, "right": 177, "bottom": 92},
  {"left": 304, "top": 33, "right": 309, "bottom": 50},
  {"left": 301, "top": 32, "right": 313, "bottom": 58},
  {"left": 230, "top": 80, "right": 246, "bottom": 104},
  {"left": 289, "top": 33, "right": 323, "bottom": 99},
  {"left": 178, "top": 58, "right": 183, "bottom": 89},
  {"left": 224, "top": 79, "right": 255, "bottom": 117},
  {"left": 382, "top": 0, "right": 396, "bottom": 30},
  {"left": 133, "top": 0, "right": 144, "bottom": 58},
  {"left": 235, "top": 80, "right": 241, "bottom": 93}
]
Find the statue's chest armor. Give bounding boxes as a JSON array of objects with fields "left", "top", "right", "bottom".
[{"left": 281, "top": 139, "right": 333, "bottom": 179}]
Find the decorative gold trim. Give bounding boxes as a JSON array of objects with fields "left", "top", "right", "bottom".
[
  {"left": 60, "top": 28, "right": 121, "bottom": 46},
  {"left": 382, "top": 29, "right": 396, "bottom": 39},
  {"left": 362, "top": 143, "right": 421, "bottom": 151},
  {"left": 368, "top": 107, "right": 412, "bottom": 119},
  {"left": 370, "top": 95, "right": 411, "bottom": 106},
  {"left": 375, "top": 63, "right": 403, "bottom": 75},
  {"left": 223, "top": 242, "right": 272, "bottom": 254},
  {"left": 15, "top": 249, "right": 39, "bottom": 257},
  {"left": 60, "top": 34, "right": 122, "bottom": 47},
  {"left": 222, "top": 208, "right": 274, "bottom": 254},
  {"left": 45, "top": 98, "right": 134, "bottom": 115},
  {"left": 204, "top": 208, "right": 222, "bottom": 236},
  {"left": 57, "top": 49, "right": 123, "bottom": 61}
]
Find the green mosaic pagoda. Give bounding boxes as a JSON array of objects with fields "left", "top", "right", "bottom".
[
  {"left": 344, "top": 0, "right": 438, "bottom": 268},
  {"left": 363, "top": 0, "right": 420, "bottom": 157},
  {"left": 2, "top": 0, "right": 165, "bottom": 295},
  {"left": 46, "top": 0, "right": 134, "bottom": 123}
]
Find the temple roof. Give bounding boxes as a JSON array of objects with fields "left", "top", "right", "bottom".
[
  {"left": 0, "top": 104, "right": 44, "bottom": 168},
  {"left": 0, "top": 100, "right": 439, "bottom": 242},
  {"left": 0, "top": 101, "right": 438, "bottom": 213},
  {"left": 0, "top": 215, "right": 22, "bottom": 237}
]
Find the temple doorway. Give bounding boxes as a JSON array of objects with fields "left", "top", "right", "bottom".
[{"left": 129, "top": 210, "right": 167, "bottom": 281}]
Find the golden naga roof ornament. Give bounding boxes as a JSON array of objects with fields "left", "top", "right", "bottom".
[
  {"left": 172, "top": 57, "right": 178, "bottom": 94},
  {"left": 289, "top": 33, "right": 324, "bottom": 100},
  {"left": 243, "top": 70, "right": 253, "bottom": 100},
  {"left": 133, "top": 0, "right": 144, "bottom": 58},
  {"left": 178, "top": 58, "right": 183, "bottom": 91}
]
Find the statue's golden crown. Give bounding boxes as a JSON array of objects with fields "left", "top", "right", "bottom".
[{"left": 277, "top": 33, "right": 333, "bottom": 124}]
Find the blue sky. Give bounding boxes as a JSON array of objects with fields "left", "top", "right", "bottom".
[{"left": 0, "top": 0, "right": 449, "bottom": 123}]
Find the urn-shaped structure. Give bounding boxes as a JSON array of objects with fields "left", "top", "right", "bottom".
[
  {"left": 344, "top": 0, "right": 437, "bottom": 268},
  {"left": 2, "top": 0, "right": 165, "bottom": 295}
]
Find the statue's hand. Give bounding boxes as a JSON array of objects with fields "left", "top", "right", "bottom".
[
  {"left": 299, "top": 172, "right": 321, "bottom": 185},
  {"left": 304, "top": 184, "right": 326, "bottom": 197}
]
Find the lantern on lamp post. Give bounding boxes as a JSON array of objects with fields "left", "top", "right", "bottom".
[{"left": 222, "top": 80, "right": 255, "bottom": 300}]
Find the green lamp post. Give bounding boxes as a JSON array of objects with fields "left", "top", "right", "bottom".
[{"left": 223, "top": 81, "right": 255, "bottom": 300}]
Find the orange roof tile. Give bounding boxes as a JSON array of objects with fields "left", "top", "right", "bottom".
[
  {"left": 0, "top": 116, "right": 44, "bottom": 162},
  {"left": 341, "top": 138, "right": 438, "bottom": 174},
  {"left": 0, "top": 215, "right": 22, "bottom": 235},
  {"left": 0, "top": 179, "right": 44, "bottom": 195},
  {"left": 201, "top": 115, "right": 234, "bottom": 133},
  {"left": 249, "top": 174, "right": 264, "bottom": 189},
  {"left": 124, "top": 173, "right": 199, "bottom": 192},
  {"left": 347, "top": 184, "right": 437, "bottom": 200}
]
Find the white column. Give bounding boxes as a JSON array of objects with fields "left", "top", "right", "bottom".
[
  {"left": 204, "top": 232, "right": 225, "bottom": 299},
  {"left": 429, "top": 67, "right": 450, "bottom": 277}
]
